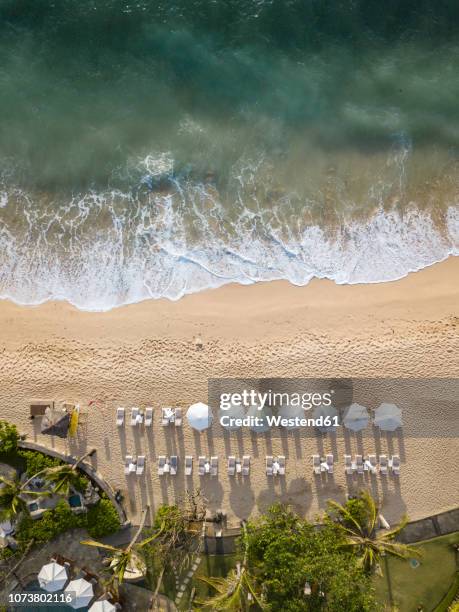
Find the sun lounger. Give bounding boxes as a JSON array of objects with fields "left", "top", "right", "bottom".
[
  {"left": 198, "top": 456, "right": 206, "bottom": 476},
  {"left": 129, "top": 459, "right": 136, "bottom": 473},
  {"left": 210, "top": 456, "right": 218, "bottom": 476},
  {"left": 326, "top": 454, "right": 334, "bottom": 474},
  {"left": 185, "top": 456, "right": 193, "bottom": 476},
  {"left": 170, "top": 455, "right": 178, "bottom": 475},
  {"left": 344, "top": 454, "right": 353, "bottom": 475},
  {"left": 124, "top": 455, "right": 133, "bottom": 475},
  {"left": 116, "top": 408, "right": 125, "bottom": 426},
  {"left": 161, "top": 407, "right": 171, "bottom": 426},
  {"left": 144, "top": 407, "right": 153, "bottom": 427},
  {"left": 235, "top": 458, "right": 242, "bottom": 474},
  {"left": 312, "top": 455, "right": 320, "bottom": 475},
  {"left": 158, "top": 455, "right": 166, "bottom": 476},
  {"left": 356, "top": 455, "right": 364, "bottom": 474},
  {"left": 136, "top": 455, "right": 145, "bottom": 475},
  {"left": 228, "top": 456, "right": 236, "bottom": 476},
  {"left": 174, "top": 408, "right": 182, "bottom": 426},
  {"left": 266, "top": 456, "right": 273, "bottom": 476},
  {"left": 369, "top": 454, "right": 377, "bottom": 474},
  {"left": 379, "top": 455, "right": 388, "bottom": 475},
  {"left": 277, "top": 456, "right": 286, "bottom": 475},
  {"left": 131, "top": 407, "right": 139, "bottom": 426},
  {"left": 242, "top": 455, "right": 250, "bottom": 476},
  {"left": 390, "top": 455, "right": 400, "bottom": 476}
]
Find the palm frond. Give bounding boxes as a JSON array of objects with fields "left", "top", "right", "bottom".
[
  {"left": 378, "top": 514, "right": 409, "bottom": 540},
  {"left": 80, "top": 539, "right": 121, "bottom": 553},
  {"left": 327, "top": 499, "right": 365, "bottom": 535},
  {"left": 360, "top": 489, "right": 378, "bottom": 533}
]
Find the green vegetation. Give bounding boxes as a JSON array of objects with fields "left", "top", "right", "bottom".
[
  {"left": 15, "top": 450, "right": 88, "bottom": 492},
  {"left": 13, "top": 494, "right": 120, "bottom": 551},
  {"left": 140, "top": 491, "right": 207, "bottom": 605},
  {"left": 0, "top": 420, "right": 120, "bottom": 563},
  {"left": 18, "top": 449, "right": 62, "bottom": 476},
  {"left": 43, "top": 462, "right": 88, "bottom": 495},
  {"left": 0, "top": 474, "right": 47, "bottom": 520},
  {"left": 86, "top": 497, "right": 121, "bottom": 539},
  {"left": 81, "top": 506, "right": 159, "bottom": 586},
  {"left": 16, "top": 500, "right": 85, "bottom": 546},
  {"left": 197, "top": 524, "right": 264, "bottom": 611},
  {"left": 326, "top": 490, "right": 419, "bottom": 573},
  {"left": 374, "top": 532, "right": 459, "bottom": 611},
  {"left": 241, "top": 503, "right": 377, "bottom": 611},
  {"left": 0, "top": 420, "right": 19, "bottom": 455},
  {"left": 193, "top": 493, "right": 419, "bottom": 611}
]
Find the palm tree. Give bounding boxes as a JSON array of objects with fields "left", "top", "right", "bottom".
[
  {"left": 81, "top": 507, "right": 163, "bottom": 585},
  {"left": 326, "top": 490, "right": 419, "bottom": 574},
  {"left": 197, "top": 523, "right": 266, "bottom": 611},
  {"left": 0, "top": 450, "right": 95, "bottom": 520},
  {"left": 43, "top": 449, "right": 96, "bottom": 496},
  {"left": 0, "top": 475, "right": 47, "bottom": 520}
]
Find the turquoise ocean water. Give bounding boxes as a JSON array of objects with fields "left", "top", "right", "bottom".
[{"left": 0, "top": 1, "right": 457, "bottom": 309}]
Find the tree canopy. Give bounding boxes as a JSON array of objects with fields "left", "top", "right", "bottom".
[{"left": 243, "top": 503, "right": 377, "bottom": 611}]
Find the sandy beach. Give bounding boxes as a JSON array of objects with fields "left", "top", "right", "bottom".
[{"left": 0, "top": 257, "right": 458, "bottom": 526}]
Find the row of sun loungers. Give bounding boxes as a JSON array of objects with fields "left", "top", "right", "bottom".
[
  {"left": 125, "top": 453, "right": 399, "bottom": 478},
  {"left": 124, "top": 455, "right": 252, "bottom": 476},
  {"left": 124, "top": 455, "right": 145, "bottom": 476},
  {"left": 310, "top": 454, "right": 400, "bottom": 475},
  {"left": 116, "top": 407, "right": 182, "bottom": 427},
  {"left": 343, "top": 454, "right": 400, "bottom": 475}
]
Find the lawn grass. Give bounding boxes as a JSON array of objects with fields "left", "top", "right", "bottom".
[{"left": 374, "top": 532, "right": 459, "bottom": 611}]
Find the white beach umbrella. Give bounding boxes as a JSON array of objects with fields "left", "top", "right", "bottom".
[
  {"left": 218, "top": 402, "right": 246, "bottom": 431},
  {"left": 89, "top": 599, "right": 116, "bottom": 612},
  {"left": 374, "top": 403, "right": 403, "bottom": 431},
  {"left": 312, "top": 404, "right": 339, "bottom": 433},
  {"left": 65, "top": 578, "right": 94, "bottom": 609},
  {"left": 187, "top": 402, "right": 213, "bottom": 431},
  {"left": 277, "top": 403, "right": 305, "bottom": 429},
  {"left": 38, "top": 561, "right": 68, "bottom": 593},
  {"left": 247, "top": 404, "right": 273, "bottom": 433},
  {"left": 343, "top": 403, "right": 370, "bottom": 432}
]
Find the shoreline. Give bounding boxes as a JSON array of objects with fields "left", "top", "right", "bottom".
[
  {"left": 1, "top": 251, "right": 458, "bottom": 315},
  {"left": 0, "top": 257, "right": 458, "bottom": 525},
  {"left": 0, "top": 255, "right": 457, "bottom": 344}
]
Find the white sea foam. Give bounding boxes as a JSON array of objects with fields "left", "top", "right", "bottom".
[
  {"left": 0, "top": 191, "right": 457, "bottom": 311},
  {"left": 0, "top": 150, "right": 458, "bottom": 311}
]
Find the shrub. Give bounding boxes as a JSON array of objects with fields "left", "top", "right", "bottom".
[
  {"left": 16, "top": 500, "right": 85, "bottom": 547},
  {"left": 17, "top": 450, "right": 89, "bottom": 493},
  {"left": 0, "top": 546, "right": 15, "bottom": 561},
  {"left": 0, "top": 421, "right": 19, "bottom": 455},
  {"left": 18, "top": 449, "right": 62, "bottom": 476},
  {"left": 15, "top": 496, "right": 120, "bottom": 550},
  {"left": 86, "top": 497, "right": 120, "bottom": 538}
]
